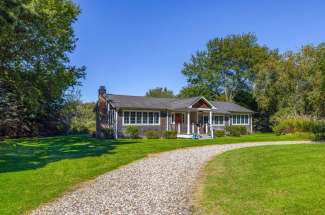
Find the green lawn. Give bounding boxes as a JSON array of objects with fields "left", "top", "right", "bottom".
[
  {"left": 193, "top": 144, "right": 325, "bottom": 215},
  {"left": 0, "top": 133, "right": 310, "bottom": 215}
]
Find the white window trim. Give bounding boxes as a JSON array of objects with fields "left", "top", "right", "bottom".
[
  {"left": 212, "top": 115, "right": 225, "bottom": 126},
  {"left": 232, "top": 114, "right": 249, "bottom": 125},
  {"left": 171, "top": 112, "right": 175, "bottom": 124},
  {"left": 122, "top": 110, "right": 161, "bottom": 125}
]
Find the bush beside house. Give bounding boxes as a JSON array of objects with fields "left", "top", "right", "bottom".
[
  {"left": 125, "top": 126, "right": 140, "bottom": 139},
  {"left": 163, "top": 131, "right": 177, "bottom": 139},
  {"left": 144, "top": 130, "right": 161, "bottom": 139},
  {"left": 225, "top": 125, "right": 247, "bottom": 137},
  {"left": 100, "top": 128, "right": 114, "bottom": 139},
  {"left": 214, "top": 130, "right": 225, "bottom": 137}
]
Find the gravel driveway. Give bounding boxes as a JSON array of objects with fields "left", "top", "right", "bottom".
[{"left": 31, "top": 141, "right": 310, "bottom": 215}]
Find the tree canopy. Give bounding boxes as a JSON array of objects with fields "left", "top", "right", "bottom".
[
  {"left": 145, "top": 87, "right": 175, "bottom": 98},
  {"left": 180, "top": 33, "right": 271, "bottom": 102},
  {"left": 0, "top": 0, "right": 85, "bottom": 137},
  {"left": 255, "top": 44, "right": 325, "bottom": 119}
]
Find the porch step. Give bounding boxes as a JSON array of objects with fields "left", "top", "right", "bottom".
[{"left": 176, "top": 134, "right": 212, "bottom": 139}]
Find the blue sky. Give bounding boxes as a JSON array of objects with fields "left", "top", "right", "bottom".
[{"left": 71, "top": 0, "right": 325, "bottom": 102}]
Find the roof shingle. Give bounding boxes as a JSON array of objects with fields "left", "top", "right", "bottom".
[{"left": 108, "top": 94, "right": 253, "bottom": 113}]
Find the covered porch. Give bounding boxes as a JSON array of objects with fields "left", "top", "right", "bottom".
[{"left": 167, "top": 110, "right": 217, "bottom": 138}]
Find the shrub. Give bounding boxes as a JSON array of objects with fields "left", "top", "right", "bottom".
[
  {"left": 272, "top": 118, "right": 314, "bottom": 135},
  {"left": 124, "top": 125, "right": 140, "bottom": 139},
  {"left": 163, "top": 130, "right": 177, "bottom": 139},
  {"left": 310, "top": 121, "right": 325, "bottom": 141},
  {"left": 144, "top": 130, "right": 160, "bottom": 139},
  {"left": 225, "top": 125, "right": 242, "bottom": 137},
  {"left": 214, "top": 130, "right": 225, "bottom": 137},
  {"left": 100, "top": 128, "right": 114, "bottom": 139},
  {"left": 238, "top": 126, "right": 247, "bottom": 135}
]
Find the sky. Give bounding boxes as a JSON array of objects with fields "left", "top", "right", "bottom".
[{"left": 71, "top": 0, "right": 325, "bottom": 102}]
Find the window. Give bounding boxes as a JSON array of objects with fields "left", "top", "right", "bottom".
[
  {"left": 148, "top": 112, "right": 154, "bottom": 124},
  {"left": 154, "top": 112, "right": 159, "bottom": 124},
  {"left": 136, "top": 112, "right": 142, "bottom": 124},
  {"left": 203, "top": 115, "right": 209, "bottom": 124},
  {"left": 143, "top": 112, "right": 148, "bottom": 124},
  {"left": 212, "top": 115, "right": 224, "bottom": 125},
  {"left": 232, "top": 114, "right": 249, "bottom": 125},
  {"left": 130, "top": 112, "right": 136, "bottom": 124},
  {"left": 123, "top": 111, "right": 160, "bottom": 125},
  {"left": 124, "top": 112, "right": 130, "bottom": 124},
  {"left": 245, "top": 115, "right": 248, "bottom": 124}
]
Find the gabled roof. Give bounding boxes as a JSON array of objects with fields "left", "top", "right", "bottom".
[
  {"left": 107, "top": 94, "right": 253, "bottom": 113},
  {"left": 169, "top": 97, "right": 202, "bottom": 109}
]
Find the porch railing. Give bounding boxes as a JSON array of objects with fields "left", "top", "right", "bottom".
[{"left": 170, "top": 123, "right": 211, "bottom": 135}]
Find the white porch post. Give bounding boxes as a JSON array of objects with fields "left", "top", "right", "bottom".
[
  {"left": 196, "top": 111, "right": 200, "bottom": 135},
  {"left": 177, "top": 123, "right": 181, "bottom": 134},
  {"left": 115, "top": 110, "right": 118, "bottom": 139},
  {"left": 192, "top": 123, "right": 194, "bottom": 134},
  {"left": 209, "top": 111, "right": 214, "bottom": 138},
  {"left": 250, "top": 114, "right": 253, "bottom": 133},
  {"left": 187, "top": 111, "right": 190, "bottom": 134},
  {"left": 166, "top": 111, "right": 169, "bottom": 131}
]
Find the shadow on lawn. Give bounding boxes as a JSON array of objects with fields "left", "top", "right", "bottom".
[{"left": 0, "top": 136, "right": 136, "bottom": 173}]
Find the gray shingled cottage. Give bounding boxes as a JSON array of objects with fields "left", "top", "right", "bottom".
[{"left": 95, "top": 86, "right": 253, "bottom": 139}]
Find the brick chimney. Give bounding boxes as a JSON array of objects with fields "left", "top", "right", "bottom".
[{"left": 96, "top": 86, "right": 109, "bottom": 138}]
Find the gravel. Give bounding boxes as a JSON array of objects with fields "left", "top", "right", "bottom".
[{"left": 31, "top": 141, "right": 310, "bottom": 215}]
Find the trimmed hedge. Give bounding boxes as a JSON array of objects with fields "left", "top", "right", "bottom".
[
  {"left": 225, "top": 125, "right": 247, "bottom": 137},
  {"left": 124, "top": 125, "right": 140, "bottom": 139},
  {"left": 163, "top": 130, "right": 177, "bottom": 139},
  {"left": 214, "top": 130, "right": 225, "bottom": 137},
  {"left": 144, "top": 130, "right": 160, "bottom": 139}
]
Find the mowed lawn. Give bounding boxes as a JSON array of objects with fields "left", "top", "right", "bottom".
[
  {"left": 0, "top": 133, "right": 309, "bottom": 215},
  {"left": 193, "top": 144, "right": 325, "bottom": 215}
]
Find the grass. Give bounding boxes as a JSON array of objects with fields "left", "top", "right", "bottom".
[
  {"left": 0, "top": 132, "right": 310, "bottom": 215},
  {"left": 193, "top": 144, "right": 325, "bottom": 215}
]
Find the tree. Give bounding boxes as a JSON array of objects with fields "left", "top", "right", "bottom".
[
  {"left": 180, "top": 33, "right": 271, "bottom": 102},
  {"left": 254, "top": 44, "right": 325, "bottom": 122},
  {"left": 0, "top": 0, "right": 85, "bottom": 137},
  {"left": 145, "top": 87, "right": 174, "bottom": 98},
  {"left": 70, "top": 102, "right": 96, "bottom": 134}
]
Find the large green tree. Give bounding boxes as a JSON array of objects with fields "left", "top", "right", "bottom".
[
  {"left": 180, "top": 33, "right": 271, "bottom": 102},
  {"left": 255, "top": 44, "right": 325, "bottom": 121},
  {"left": 145, "top": 87, "right": 175, "bottom": 98},
  {"left": 0, "top": 0, "right": 85, "bottom": 137}
]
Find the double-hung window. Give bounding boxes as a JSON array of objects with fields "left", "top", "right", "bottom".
[
  {"left": 232, "top": 114, "right": 249, "bottom": 125},
  {"left": 148, "top": 112, "right": 154, "bottom": 124},
  {"left": 143, "top": 112, "right": 148, "bottom": 124},
  {"left": 136, "top": 112, "right": 142, "bottom": 124},
  {"left": 124, "top": 112, "right": 130, "bottom": 124},
  {"left": 130, "top": 112, "right": 136, "bottom": 124},
  {"left": 123, "top": 111, "right": 160, "bottom": 125}
]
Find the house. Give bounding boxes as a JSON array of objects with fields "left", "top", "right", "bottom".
[{"left": 95, "top": 86, "right": 253, "bottom": 139}]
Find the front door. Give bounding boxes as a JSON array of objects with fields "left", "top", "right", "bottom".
[
  {"left": 175, "top": 113, "right": 183, "bottom": 124},
  {"left": 198, "top": 114, "right": 209, "bottom": 134}
]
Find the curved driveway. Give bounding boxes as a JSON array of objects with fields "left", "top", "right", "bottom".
[{"left": 31, "top": 141, "right": 310, "bottom": 215}]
